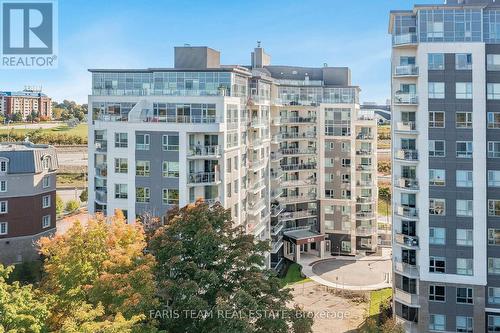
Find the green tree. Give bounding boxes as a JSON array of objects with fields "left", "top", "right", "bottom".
[
  {"left": 379, "top": 186, "right": 391, "bottom": 218},
  {"left": 79, "top": 188, "right": 88, "bottom": 202},
  {"left": 149, "top": 200, "right": 313, "bottom": 333},
  {"left": 11, "top": 112, "right": 23, "bottom": 122},
  {"left": 56, "top": 195, "right": 64, "bottom": 215},
  {"left": 38, "top": 211, "right": 158, "bottom": 331},
  {"left": 0, "top": 264, "right": 49, "bottom": 332},
  {"left": 65, "top": 199, "right": 80, "bottom": 213}
]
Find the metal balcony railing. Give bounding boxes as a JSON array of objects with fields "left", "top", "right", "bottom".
[
  {"left": 188, "top": 145, "right": 221, "bottom": 157},
  {"left": 396, "top": 206, "right": 419, "bottom": 218},
  {"left": 393, "top": 258, "right": 419, "bottom": 278},
  {"left": 396, "top": 121, "right": 417, "bottom": 132},
  {"left": 280, "top": 162, "right": 317, "bottom": 171},
  {"left": 188, "top": 172, "right": 220, "bottom": 184},
  {"left": 395, "top": 150, "right": 419, "bottom": 161},
  {"left": 394, "top": 93, "right": 418, "bottom": 105},
  {"left": 280, "top": 147, "right": 317, "bottom": 155},
  {"left": 395, "top": 233, "right": 419, "bottom": 248},
  {"left": 392, "top": 33, "right": 417, "bottom": 46},
  {"left": 356, "top": 226, "right": 377, "bottom": 236},
  {"left": 396, "top": 178, "right": 419, "bottom": 190}
]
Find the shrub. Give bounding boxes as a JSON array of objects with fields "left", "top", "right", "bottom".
[
  {"left": 65, "top": 200, "right": 80, "bottom": 213},
  {"left": 56, "top": 195, "right": 64, "bottom": 215},
  {"left": 79, "top": 188, "right": 88, "bottom": 202}
]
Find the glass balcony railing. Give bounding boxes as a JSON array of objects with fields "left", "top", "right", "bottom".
[
  {"left": 396, "top": 206, "right": 419, "bottom": 219},
  {"left": 393, "top": 258, "right": 419, "bottom": 278},
  {"left": 395, "top": 121, "right": 417, "bottom": 132},
  {"left": 395, "top": 150, "right": 419, "bottom": 161},
  {"left": 280, "top": 132, "right": 316, "bottom": 140},
  {"left": 392, "top": 33, "right": 417, "bottom": 46},
  {"left": 280, "top": 147, "right": 317, "bottom": 155},
  {"left": 280, "top": 116, "right": 317, "bottom": 124},
  {"left": 394, "top": 93, "right": 418, "bottom": 105},
  {"left": 280, "top": 162, "right": 317, "bottom": 171},
  {"left": 187, "top": 172, "right": 220, "bottom": 185},
  {"left": 188, "top": 145, "right": 221, "bottom": 157},
  {"left": 395, "top": 178, "right": 419, "bottom": 190},
  {"left": 394, "top": 65, "right": 419, "bottom": 76}
]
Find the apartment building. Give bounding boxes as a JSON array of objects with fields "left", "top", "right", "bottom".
[
  {"left": 0, "top": 142, "right": 58, "bottom": 264},
  {"left": 389, "top": 0, "right": 500, "bottom": 331},
  {"left": 87, "top": 45, "right": 378, "bottom": 271},
  {"left": 0, "top": 88, "right": 52, "bottom": 119}
]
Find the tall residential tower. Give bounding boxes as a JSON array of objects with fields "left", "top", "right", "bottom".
[{"left": 390, "top": 0, "right": 500, "bottom": 331}]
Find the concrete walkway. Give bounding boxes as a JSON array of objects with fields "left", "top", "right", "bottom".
[{"left": 298, "top": 251, "right": 392, "bottom": 291}]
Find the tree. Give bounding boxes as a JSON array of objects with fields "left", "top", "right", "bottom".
[
  {"left": 149, "top": 200, "right": 313, "bottom": 333},
  {"left": 56, "top": 195, "right": 64, "bottom": 215},
  {"left": 38, "top": 211, "right": 158, "bottom": 331},
  {"left": 65, "top": 199, "right": 80, "bottom": 213},
  {"left": 11, "top": 112, "right": 23, "bottom": 122},
  {"left": 379, "top": 186, "right": 391, "bottom": 218},
  {"left": 0, "top": 264, "right": 49, "bottom": 332},
  {"left": 79, "top": 188, "right": 88, "bottom": 202},
  {"left": 380, "top": 318, "right": 405, "bottom": 333}
]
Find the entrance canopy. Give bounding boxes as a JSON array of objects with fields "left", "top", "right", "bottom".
[{"left": 283, "top": 229, "right": 325, "bottom": 245}]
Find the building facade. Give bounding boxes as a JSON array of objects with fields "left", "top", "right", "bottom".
[
  {"left": 0, "top": 88, "right": 52, "bottom": 120},
  {"left": 87, "top": 45, "right": 378, "bottom": 271},
  {"left": 389, "top": 0, "right": 500, "bottom": 332},
  {"left": 0, "top": 142, "right": 58, "bottom": 264}
]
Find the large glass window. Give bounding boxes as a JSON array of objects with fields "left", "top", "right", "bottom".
[
  {"left": 114, "top": 184, "right": 128, "bottom": 199},
  {"left": 114, "top": 133, "right": 128, "bottom": 148},
  {"left": 428, "top": 53, "right": 445, "bottom": 70},
  {"left": 430, "top": 256, "right": 446, "bottom": 273},
  {"left": 162, "top": 188, "right": 179, "bottom": 205},
  {"left": 114, "top": 158, "right": 128, "bottom": 173},
  {"left": 456, "top": 200, "right": 473, "bottom": 217},
  {"left": 488, "top": 229, "right": 500, "bottom": 245},
  {"left": 429, "top": 140, "right": 446, "bottom": 157},
  {"left": 457, "top": 258, "right": 473, "bottom": 275},
  {"left": 488, "top": 83, "right": 500, "bottom": 100},
  {"left": 489, "top": 200, "right": 500, "bottom": 216},
  {"left": 488, "top": 54, "right": 500, "bottom": 70},
  {"left": 489, "top": 258, "right": 500, "bottom": 275},
  {"left": 429, "top": 111, "right": 445, "bottom": 127},
  {"left": 429, "top": 169, "right": 445, "bottom": 186},
  {"left": 429, "top": 285, "right": 445, "bottom": 302},
  {"left": 456, "top": 82, "right": 472, "bottom": 99},
  {"left": 489, "top": 170, "right": 500, "bottom": 187},
  {"left": 136, "top": 134, "right": 150, "bottom": 150},
  {"left": 488, "top": 141, "right": 500, "bottom": 158},
  {"left": 456, "top": 316, "right": 473, "bottom": 333},
  {"left": 488, "top": 315, "right": 500, "bottom": 332},
  {"left": 429, "top": 82, "right": 445, "bottom": 99},
  {"left": 456, "top": 112, "right": 472, "bottom": 128},
  {"left": 429, "top": 227, "right": 446, "bottom": 245},
  {"left": 136, "top": 160, "right": 151, "bottom": 177},
  {"left": 429, "top": 314, "right": 446, "bottom": 331},
  {"left": 456, "top": 54, "right": 472, "bottom": 70},
  {"left": 162, "top": 161, "right": 179, "bottom": 178},
  {"left": 456, "top": 170, "right": 473, "bottom": 187},
  {"left": 457, "top": 229, "right": 473, "bottom": 246},
  {"left": 456, "top": 141, "right": 473, "bottom": 158},
  {"left": 136, "top": 187, "right": 150, "bottom": 203},
  {"left": 419, "top": 9, "right": 482, "bottom": 42},
  {"left": 429, "top": 198, "right": 446, "bottom": 215},
  {"left": 162, "top": 135, "right": 179, "bottom": 151},
  {"left": 488, "top": 112, "right": 500, "bottom": 128},
  {"left": 490, "top": 288, "right": 500, "bottom": 306}
]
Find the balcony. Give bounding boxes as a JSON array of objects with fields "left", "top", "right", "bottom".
[
  {"left": 278, "top": 193, "right": 317, "bottom": 204},
  {"left": 248, "top": 199, "right": 266, "bottom": 216},
  {"left": 249, "top": 138, "right": 264, "bottom": 149},
  {"left": 95, "top": 165, "right": 107, "bottom": 178},
  {"left": 356, "top": 132, "right": 374, "bottom": 140},
  {"left": 356, "top": 180, "right": 374, "bottom": 187},
  {"left": 395, "top": 150, "right": 419, "bottom": 162},
  {"left": 271, "top": 204, "right": 285, "bottom": 217},
  {"left": 250, "top": 117, "right": 267, "bottom": 128},
  {"left": 356, "top": 226, "right": 377, "bottom": 236},
  {"left": 187, "top": 172, "right": 220, "bottom": 186},
  {"left": 271, "top": 236, "right": 284, "bottom": 253},
  {"left": 139, "top": 114, "right": 224, "bottom": 124},
  {"left": 271, "top": 117, "right": 282, "bottom": 126},
  {"left": 271, "top": 221, "right": 284, "bottom": 235},
  {"left": 394, "top": 288, "right": 419, "bottom": 307},
  {"left": 356, "top": 164, "right": 373, "bottom": 171},
  {"left": 395, "top": 233, "right": 419, "bottom": 249},
  {"left": 271, "top": 188, "right": 284, "bottom": 200},
  {"left": 249, "top": 158, "right": 266, "bottom": 171},
  {"left": 392, "top": 33, "right": 417, "bottom": 46},
  {"left": 395, "top": 178, "right": 419, "bottom": 191},
  {"left": 95, "top": 189, "right": 107, "bottom": 204},
  {"left": 271, "top": 134, "right": 282, "bottom": 144},
  {"left": 271, "top": 151, "right": 283, "bottom": 161},
  {"left": 95, "top": 141, "right": 107, "bottom": 153},
  {"left": 280, "top": 147, "right": 317, "bottom": 156},
  {"left": 356, "top": 196, "right": 374, "bottom": 204},
  {"left": 250, "top": 178, "right": 266, "bottom": 193},
  {"left": 280, "top": 209, "right": 318, "bottom": 221},
  {"left": 356, "top": 211, "right": 375, "bottom": 219},
  {"left": 394, "top": 259, "right": 419, "bottom": 278},
  {"left": 271, "top": 170, "right": 284, "bottom": 180},
  {"left": 281, "top": 177, "right": 317, "bottom": 187},
  {"left": 394, "top": 93, "right": 418, "bottom": 105},
  {"left": 394, "top": 65, "right": 419, "bottom": 77},
  {"left": 356, "top": 149, "right": 372, "bottom": 156},
  {"left": 395, "top": 122, "right": 417, "bottom": 134},
  {"left": 280, "top": 132, "right": 316, "bottom": 140},
  {"left": 395, "top": 206, "right": 419, "bottom": 219},
  {"left": 280, "top": 116, "right": 317, "bottom": 124},
  {"left": 281, "top": 162, "right": 317, "bottom": 171},
  {"left": 204, "top": 197, "right": 221, "bottom": 206},
  {"left": 187, "top": 145, "right": 221, "bottom": 159}
]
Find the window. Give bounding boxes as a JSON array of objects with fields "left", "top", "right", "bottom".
[
  {"left": 429, "top": 198, "right": 446, "bottom": 215},
  {"left": 429, "top": 111, "right": 445, "bottom": 127},
  {"left": 429, "top": 227, "right": 446, "bottom": 245},
  {"left": 489, "top": 141, "right": 500, "bottom": 158},
  {"left": 456, "top": 316, "right": 473, "bottom": 333},
  {"left": 488, "top": 112, "right": 500, "bottom": 128},
  {"left": 162, "top": 135, "right": 179, "bottom": 151},
  {"left": 488, "top": 54, "right": 500, "bottom": 70},
  {"left": 341, "top": 158, "right": 351, "bottom": 167},
  {"left": 456, "top": 141, "right": 473, "bottom": 158},
  {"left": 136, "top": 160, "right": 151, "bottom": 177},
  {"left": 429, "top": 82, "right": 445, "bottom": 99},
  {"left": 489, "top": 287, "right": 500, "bottom": 304},
  {"left": 488, "top": 83, "right": 500, "bottom": 100},
  {"left": 430, "top": 256, "right": 446, "bottom": 273},
  {"left": 428, "top": 53, "right": 445, "bottom": 70},
  {"left": 429, "top": 314, "right": 446, "bottom": 331},
  {"left": 456, "top": 82, "right": 472, "bottom": 99},
  {"left": 0, "top": 160, "right": 7, "bottom": 173},
  {"left": 490, "top": 170, "right": 500, "bottom": 187},
  {"left": 456, "top": 53, "right": 472, "bottom": 70},
  {"left": 457, "top": 288, "right": 473, "bottom": 304},
  {"left": 489, "top": 200, "right": 500, "bottom": 216},
  {"left": 42, "top": 156, "right": 50, "bottom": 170},
  {"left": 0, "top": 201, "right": 7, "bottom": 214},
  {"left": 456, "top": 200, "right": 473, "bottom": 217},
  {"left": 233, "top": 156, "right": 238, "bottom": 171},
  {"left": 325, "top": 189, "right": 334, "bottom": 198},
  {"left": 114, "top": 158, "right": 128, "bottom": 173},
  {"left": 457, "top": 258, "right": 473, "bottom": 275},
  {"left": 429, "top": 169, "right": 445, "bottom": 186},
  {"left": 162, "top": 161, "right": 179, "bottom": 178},
  {"left": 0, "top": 180, "right": 7, "bottom": 192},
  {"left": 114, "top": 133, "right": 128, "bottom": 148},
  {"left": 42, "top": 176, "right": 50, "bottom": 188},
  {"left": 489, "top": 229, "right": 500, "bottom": 245},
  {"left": 42, "top": 215, "right": 51, "bottom": 229},
  {"left": 456, "top": 112, "right": 472, "bottom": 128},
  {"left": 457, "top": 229, "right": 473, "bottom": 246},
  {"left": 162, "top": 188, "right": 179, "bottom": 205},
  {"left": 136, "top": 134, "right": 150, "bottom": 150},
  {"left": 489, "top": 315, "right": 500, "bottom": 332},
  {"left": 429, "top": 140, "right": 445, "bottom": 157},
  {"left": 456, "top": 170, "right": 473, "bottom": 187},
  {"left": 429, "top": 285, "right": 445, "bottom": 302},
  {"left": 136, "top": 187, "right": 150, "bottom": 203},
  {"left": 488, "top": 257, "right": 500, "bottom": 275},
  {"left": 114, "top": 184, "right": 127, "bottom": 199},
  {"left": 0, "top": 222, "right": 6, "bottom": 235},
  {"left": 42, "top": 195, "right": 51, "bottom": 208}
]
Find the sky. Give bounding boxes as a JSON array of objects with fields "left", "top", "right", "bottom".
[{"left": 0, "top": 0, "right": 442, "bottom": 104}]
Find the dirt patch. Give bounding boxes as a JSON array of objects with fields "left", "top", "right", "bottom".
[{"left": 290, "top": 281, "right": 367, "bottom": 332}]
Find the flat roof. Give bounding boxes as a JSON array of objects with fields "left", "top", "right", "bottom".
[
  {"left": 0, "top": 141, "right": 52, "bottom": 151},
  {"left": 284, "top": 229, "right": 324, "bottom": 240}
]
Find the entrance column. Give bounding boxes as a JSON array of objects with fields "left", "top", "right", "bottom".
[
  {"left": 295, "top": 243, "right": 301, "bottom": 262},
  {"left": 319, "top": 240, "right": 325, "bottom": 259}
]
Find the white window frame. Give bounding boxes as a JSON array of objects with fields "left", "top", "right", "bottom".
[
  {"left": 114, "top": 132, "right": 128, "bottom": 148},
  {"left": 42, "top": 215, "right": 51, "bottom": 229},
  {"left": 162, "top": 188, "right": 179, "bottom": 205},
  {"left": 488, "top": 141, "right": 500, "bottom": 158},
  {"left": 456, "top": 82, "right": 472, "bottom": 99},
  {"left": 488, "top": 112, "right": 500, "bottom": 128},
  {"left": 0, "top": 201, "right": 7, "bottom": 214},
  {"left": 429, "top": 227, "right": 446, "bottom": 245},
  {"left": 0, "top": 180, "right": 7, "bottom": 192},
  {"left": 457, "top": 229, "right": 473, "bottom": 247},
  {"left": 456, "top": 199, "right": 473, "bottom": 217},
  {"left": 42, "top": 175, "right": 50, "bottom": 188},
  {"left": 136, "top": 187, "right": 151, "bottom": 203},
  {"left": 162, "top": 161, "right": 179, "bottom": 178},
  {"left": 456, "top": 170, "right": 473, "bottom": 187},
  {"left": 429, "top": 198, "right": 446, "bottom": 216},
  {"left": 429, "top": 314, "right": 446, "bottom": 331},
  {"left": 456, "top": 112, "right": 472, "bottom": 128},
  {"left": 456, "top": 258, "right": 473, "bottom": 276},
  {"left": 456, "top": 141, "right": 473, "bottom": 158},
  {"left": 489, "top": 200, "right": 500, "bottom": 216},
  {"left": 162, "top": 135, "right": 179, "bottom": 151},
  {"left": 42, "top": 195, "right": 51, "bottom": 209},
  {"left": 0, "top": 222, "right": 7, "bottom": 235},
  {"left": 455, "top": 53, "right": 472, "bottom": 70},
  {"left": 135, "top": 134, "right": 150, "bottom": 150},
  {"left": 428, "top": 82, "right": 445, "bottom": 99},
  {"left": 429, "top": 169, "right": 445, "bottom": 186},
  {"left": 429, "top": 111, "right": 445, "bottom": 128},
  {"left": 488, "top": 83, "right": 500, "bottom": 100},
  {"left": 429, "top": 140, "right": 446, "bottom": 157}
]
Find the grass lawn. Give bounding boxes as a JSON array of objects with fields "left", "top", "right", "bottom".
[
  {"left": 378, "top": 200, "right": 391, "bottom": 217},
  {"left": 280, "top": 263, "right": 311, "bottom": 286},
  {"left": 0, "top": 123, "right": 88, "bottom": 140},
  {"left": 369, "top": 288, "right": 392, "bottom": 316},
  {"left": 57, "top": 172, "right": 86, "bottom": 188}
]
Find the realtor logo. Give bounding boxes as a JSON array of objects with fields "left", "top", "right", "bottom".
[{"left": 1, "top": 0, "right": 58, "bottom": 68}]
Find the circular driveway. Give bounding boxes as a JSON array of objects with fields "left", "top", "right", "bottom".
[{"left": 311, "top": 258, "right": 391, "bottom": 287}]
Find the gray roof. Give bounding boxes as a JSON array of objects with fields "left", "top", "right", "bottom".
[
  {"left": 0, "top": 142, "right": 58, "bottom": 174},
  {"left": 284, "top": 229, "right": 323, "bottom": 240}
]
